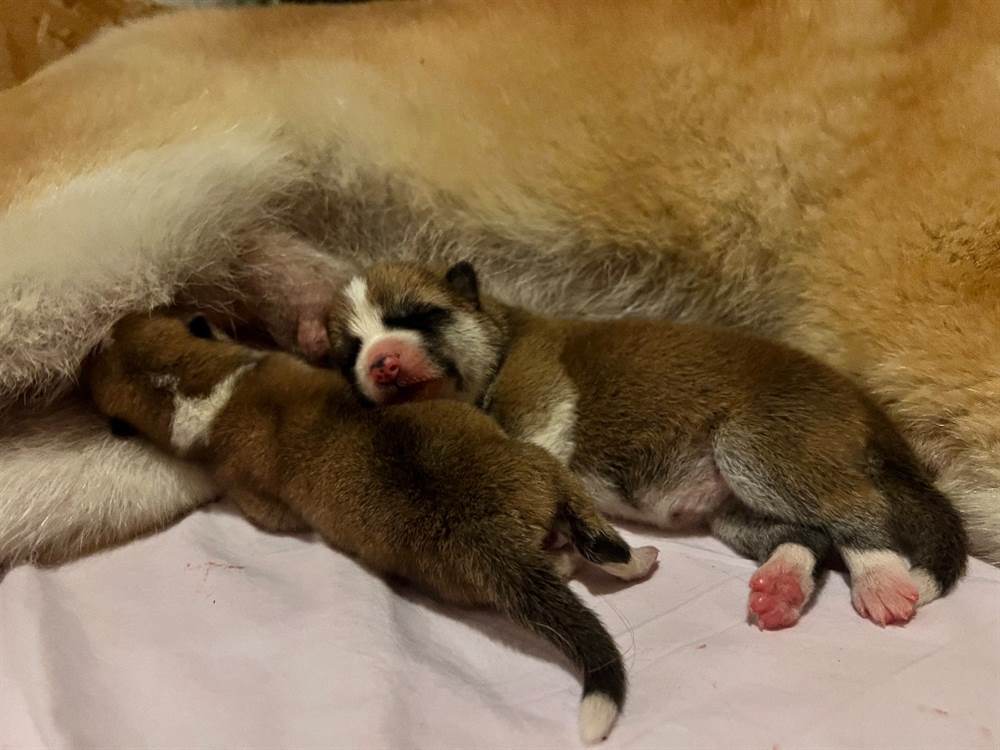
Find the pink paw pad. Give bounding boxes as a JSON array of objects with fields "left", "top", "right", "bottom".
[
  {"left": 851, "top": 570, "right": 919, "bottom": 627},
  {"left": 748, "top": 567, "right": 806, "bottom": 631}
]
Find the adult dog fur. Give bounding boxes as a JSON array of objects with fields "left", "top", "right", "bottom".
[{"left": 1, "top": 1, "right": 998, "bottom": 564}]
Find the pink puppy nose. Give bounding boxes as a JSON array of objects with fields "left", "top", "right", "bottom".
[{"left": 370, "top": 353, "right": 401, "bottom": 385}]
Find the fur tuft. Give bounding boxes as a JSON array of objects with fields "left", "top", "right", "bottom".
[{"left": 578, "top": 692, "right": 619, "bottom": 745}]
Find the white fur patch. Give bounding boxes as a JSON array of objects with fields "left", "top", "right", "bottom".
[
  {"left": 344, "top": 277, "right": 385, "bottom": 343},
  {"left": 770, "top": 542, "right": 817, "bottom": 573},
  {"left": 841, "top": 548, "right": 911, "bottom": 577},
  {"left": 579, "top": 692, "right": 619, "bottom": 745},
  {"left": 525, "top": 389, "right": 578, "bottom": 464},
  {"left": 170, "top": 364, "right": 255, "bottom": 453},
  {"left": 345, "top": 277, "right": 396, "bottom": 402},
  {"left": 602, "top": 545, "right": 659, "bottom": 581},
  {"left": 909, "top": 567, "right": 942, "bottom": 606}
]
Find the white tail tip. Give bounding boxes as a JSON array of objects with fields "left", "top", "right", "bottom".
[{"left": 579, "top": 692, "right": 619, "bottom": 744}]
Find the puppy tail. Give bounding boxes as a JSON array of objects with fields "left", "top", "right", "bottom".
[
  {"left": 493, "top": 557, "right": 626, "bottom": 744},
  {"left": 867, "top": 429, "right": 968, "bottom": 603}
]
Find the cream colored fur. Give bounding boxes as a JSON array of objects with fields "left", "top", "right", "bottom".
[
  {"left": 1, "top": 1, "right": 999, "bottom": 565},
  {"left": 0, "top": 397, "right": 215, "bottom": 566}
]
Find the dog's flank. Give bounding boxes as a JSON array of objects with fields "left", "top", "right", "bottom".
[
  {"left": 85, "top": 312, "right": 661, "bottom": 742},
  {"left": 335, "top": 262, "right": 968, "bottom": 629}
]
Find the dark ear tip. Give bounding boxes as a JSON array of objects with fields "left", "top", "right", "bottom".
[
  {"left": 446, "top": 260, "right": 476, "bottom": 279},
  {"left": 108, "top": 417, "right": 138, "bottom": 438},
  {"left": 187, "top": 314, "right": 214, "bottom": 340},
  {"left": 445, "top": 261, "right": 480, "bottom": 307}
]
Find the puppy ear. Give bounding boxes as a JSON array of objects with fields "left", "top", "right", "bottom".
[
  {"left": 108, "top": 417, "right": 138, "bottom": 439},
  {"left": 187, "top": 314, "right": 214, "bottom": 340},
  {"left": 445, "top": 261, "right": 480, "bottom": 309}
]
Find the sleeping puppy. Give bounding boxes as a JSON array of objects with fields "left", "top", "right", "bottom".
[
  {"left": 330, "top": 262, "right": 968, "bottom": 630},
  {"left": 84, "top": 311, "right": 659, "bottom": 744}
]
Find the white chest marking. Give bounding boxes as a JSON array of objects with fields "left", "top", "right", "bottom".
[
  {"left": 525, "top": 390, "right": 578, "bottom": 464},
  {"left": 170, "top": 364, "right": 255, "bottom": 453}
]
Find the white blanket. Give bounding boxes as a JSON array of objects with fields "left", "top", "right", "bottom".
[{"left": 3, "top": 508, "right": 998, "bottom": 749}]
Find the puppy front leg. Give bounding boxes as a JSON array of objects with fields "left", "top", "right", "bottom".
[{"left": 227, "top": 486, "right": 310, "bottom": 535}]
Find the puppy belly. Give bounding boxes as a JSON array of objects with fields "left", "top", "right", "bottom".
[{"left": 580, "top": 458, "right": 729, "bottom": 530}]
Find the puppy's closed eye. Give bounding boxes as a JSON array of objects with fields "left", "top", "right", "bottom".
[
  {"left": 187, "top": 315, "right": 214, "bottom": 340},
  {"left": 383, "top": 305, "right": 450, "bottom": 333},
  {"left": 108, "top": 417, "right": 138, "bottom": 438}
]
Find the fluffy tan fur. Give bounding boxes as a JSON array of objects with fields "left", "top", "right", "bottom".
[{"left": 1, "top": 1, "right": 998, "bottom": 563}]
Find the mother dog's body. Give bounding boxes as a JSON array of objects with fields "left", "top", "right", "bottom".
[{"left": 1, "top": 1, "right": 998, "bottom": 564}]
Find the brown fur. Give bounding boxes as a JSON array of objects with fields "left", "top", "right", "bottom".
[
  {"left": 84, "top": 311, "right": 661, "bottom": 742},
  {"left": 338, "top": 261, "right": 968, "bottom": 625}
]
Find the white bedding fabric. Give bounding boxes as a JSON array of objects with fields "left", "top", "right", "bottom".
[{"left": 3, "top": 506, "right": 998, "bottom": 750}]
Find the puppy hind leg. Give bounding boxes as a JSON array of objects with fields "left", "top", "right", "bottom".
[
  {"left": 559, "top": 478, "right": 659, "bottom": 581},
  {"left": 712, "top": 502, "right": 830, "bottom": 630},
  {"left": 838, "top": 546, "right": 920, "bottom": 627},
  {"left": 228, "top": 486, "right": 310, "bottom": 535}
]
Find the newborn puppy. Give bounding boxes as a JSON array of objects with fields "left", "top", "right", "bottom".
[
  {"left": 330, "top": 262, "right": 968, "bottom": 630},
  {"left": 85, "top": 312, "right": 659, "bottom": 744}
]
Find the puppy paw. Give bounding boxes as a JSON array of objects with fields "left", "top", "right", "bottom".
[
  {"left": 747, "top": 544, "right": 816, "bottom": 631},
  {"left": 749, "top": 569, "right": 806, "bottom": 630},
  {"left": 843, "top": 549, "right": 920, "bottom": 627},
  {"left": 851, "top": 570, "right": 919, "bottom": 626},
  {"left": 600, "top": 545, "right": 659, "bottom": 581}
]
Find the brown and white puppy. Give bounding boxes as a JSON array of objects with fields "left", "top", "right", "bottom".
[
  {"left": 85, "top": 311, "right": 660, "bottom": 744},
  {"left": 332, "top": 262, "right": 968, "bottom": 631}
]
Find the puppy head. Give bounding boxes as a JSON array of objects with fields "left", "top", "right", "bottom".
[
  {"left": 84, "top": 311, "right": 260, "bottom": 455},
  {"left": 327, "top": 261, "right": 503, "bottom": 406}
]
